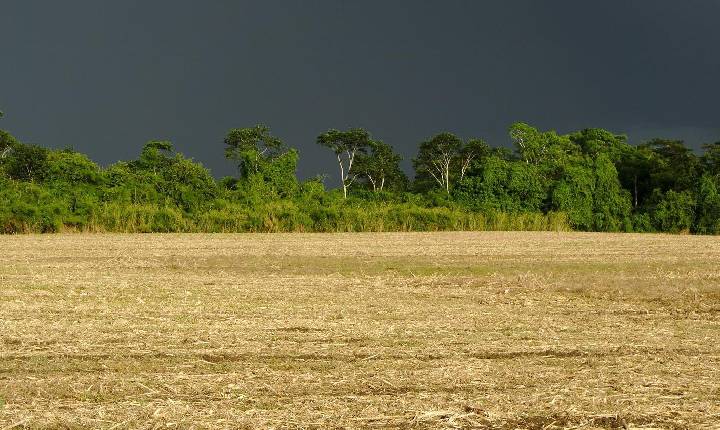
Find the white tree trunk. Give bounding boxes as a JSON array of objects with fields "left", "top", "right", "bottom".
[
  {"left": 367, "top": 174, "right": 377, "bottom": 192},
  {"left": 338, "top": 154, "right": 347, "bottom": 198},
  {"left": 445, "top": 161, "right": 450, "bottom": 193},
  {"left": 338, "top": 149, "right": 358, "bottom": 199}
]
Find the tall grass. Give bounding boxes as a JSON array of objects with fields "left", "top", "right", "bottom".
[
  {"left": 80, "top": 203, "right": 571, "bottom": 233},
  {"left": 1, "top": 196, "right": 571, "bottom": 234}
]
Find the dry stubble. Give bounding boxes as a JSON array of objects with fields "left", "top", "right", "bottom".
[{"left": 1, "top": 232, "right": 719, "bottom": 429}]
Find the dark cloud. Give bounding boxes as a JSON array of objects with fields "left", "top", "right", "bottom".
[{"left": 1, "top": 0, "right": 719, "bottom": 180}]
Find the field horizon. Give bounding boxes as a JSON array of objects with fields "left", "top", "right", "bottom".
[{"left": 1, "top": 232, "right": 719, "bottom": 429}]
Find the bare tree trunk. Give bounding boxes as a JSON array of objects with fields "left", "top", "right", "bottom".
[
  {"left": 445, "top": 161, "right": 450, "bottom": 193},
  {"left": 459, "top": 155, "right": 473, "bottom": 182},
  {"left": 633, "top": 175, "right": 638, "bottom": 208},
  {"left": 428, "top": 161, "right": 444, "bottom": 189},
  {"left": 341, "top": 149, "right": 357, "bottom": 199},
  {"left": 367, "top": 174, "right": 377, "bottom": 192},
  {"left": 338, "top": 154, "right": 347, "bottom": 199}
]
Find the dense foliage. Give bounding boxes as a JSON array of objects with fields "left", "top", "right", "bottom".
[{"left": 1, "top": 117, "right": 718, "bottom": 234}]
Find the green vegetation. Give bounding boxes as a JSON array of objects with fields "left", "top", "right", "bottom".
[{"left": 0, "top": 113, "right": 718, "bottom": 233}]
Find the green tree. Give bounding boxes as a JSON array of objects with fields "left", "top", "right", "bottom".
[
  {"left": 458, "top": 138, "right": 490, "bottom": 182},
  {"left": 106, "top": 141, "right": 218, "bottom": 211},
  {"left": 224, "top": 125, "right": 285, "bottom": 178},
  {"left": 695, "top": 175, "right": 720, "bottom": 234},
  {"left": 551, "top": 162, "right": 596, "bottom": 230},
  {"left": 0, "top": 130, "right": 19, "bottom": 160},
  {"left": 640, "top": 139, "right": 700, "bottom": 193},
  {"left": 509, "top": 122, "right": 546, "bottom": 165},
  {"left": 592, "top": 154, "right": 632, "bottom": 231},
  {"left": 317, "top": 128, "right": 371, "bottom": 198},
  {"left": 164, "top": 154, "right": 218, "bottom": 211},
  {"left": 354, "top": 140, "right": 406, "bottom": 192},
  {"left": 413, "top": 133, "right": 488, "bottom": 193},
  {"left": 46, "top": 149, "right": 103, "bottom": 184},
  {"left": 651, "top": 190, "right": 696, "bottom": 233},
  {"left": 569, "top": 128, "right": 629, "bottom": 162},
  {"left": 103, "top": 161, "right": 158, "bottom": 205},
  {"left": 455, "top": 156, "right": 546, "bottom": 212},
  {"left": 413, "top": 132, "right": 462, "bottom": 193},
  {"left": 3, "top": 143, "right": 50, "bottom": 182},
  {"left": 509, "top": 123, "right": 579, "bottom": 180},
  {"left": 252, "top": 148, "right": 300, "bottom": 197},
  {"left": 616, "top": 145, "right": 654, "bottom": 209},
  {"left": 701, "top": 141, "right": 720, "bottom": 176},
  {"left": 136, "top": 140, "right": 175, "bottom": 172}
]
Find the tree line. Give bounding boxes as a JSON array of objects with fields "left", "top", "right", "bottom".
[{"left": 1, "top": 114, "right": 719, "bottom": 234}]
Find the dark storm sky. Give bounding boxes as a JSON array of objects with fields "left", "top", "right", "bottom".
[{"left": 2, "top": 1, "right": 719, "bottom": 180}]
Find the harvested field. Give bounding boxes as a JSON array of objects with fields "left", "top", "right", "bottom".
[{"left": 1, "top": 232, "right": 719, "bottom": 429}]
